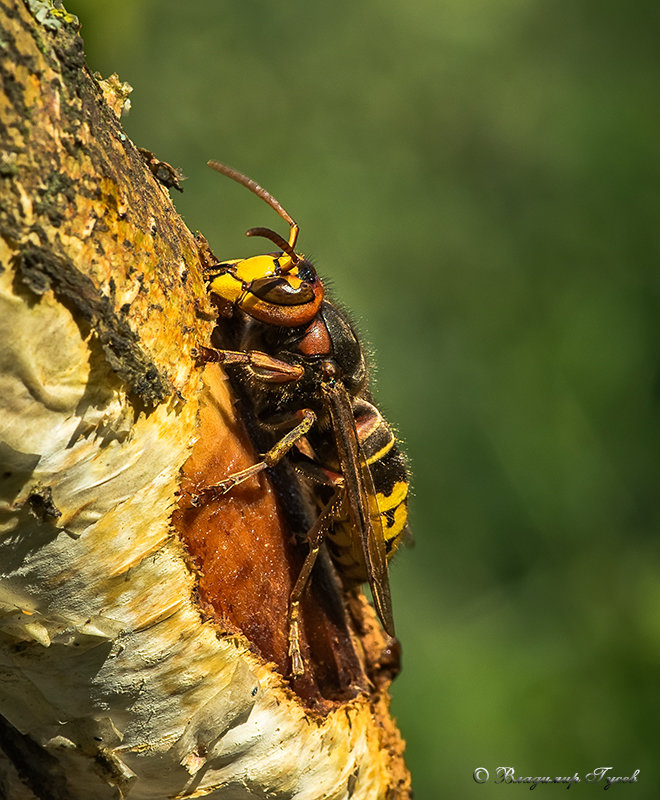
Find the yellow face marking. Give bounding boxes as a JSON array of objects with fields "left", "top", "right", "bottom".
[
  {"left": 234, "top": 255, "right": 279, "bottom": 282},
  {"left": 211, "top": 256, "right": 309, "bottom": 300},
  {"left": 279, "top": 253, "right": 297, "bottom": 273},
  {"left": 208, "top": 272, "right": 243, "bottom": 303},
  {"left": 278, "top": 274, "right": 306, "bottom": 291},
  {"left": 209, "top": 255, "right": 313, "bottom": 308}
]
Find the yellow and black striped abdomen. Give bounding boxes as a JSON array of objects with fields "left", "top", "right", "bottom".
[{"left": 327, "top": 399, "right": 409, "bottom": 583}]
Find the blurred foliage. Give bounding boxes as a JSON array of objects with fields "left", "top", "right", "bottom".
[{"left": 65, "top": 0, "right": 660, "bottom": 795}]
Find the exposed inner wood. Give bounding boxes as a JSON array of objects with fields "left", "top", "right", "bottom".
[{"left": 173, "top": 365, "right": 380, "bottom": 711}]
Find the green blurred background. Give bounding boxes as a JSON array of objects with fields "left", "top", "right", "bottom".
[{"left": 65, "top": 0, "right": 659, "bottom": 795}]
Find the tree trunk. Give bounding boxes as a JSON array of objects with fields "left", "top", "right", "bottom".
[{"left": 0, "top": 1, "right": 410, "bottom": 798}]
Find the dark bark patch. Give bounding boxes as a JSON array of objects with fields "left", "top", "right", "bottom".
[
  {"left": 14, "top": 243, "right": 172, "bottom": 407},
  {"left": 26, "top": 485, "right": 61, "bottom": 523}
]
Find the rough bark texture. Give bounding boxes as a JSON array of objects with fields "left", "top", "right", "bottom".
[{"left": 0, "top": 1, "right": 411, "bottom": 797}]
